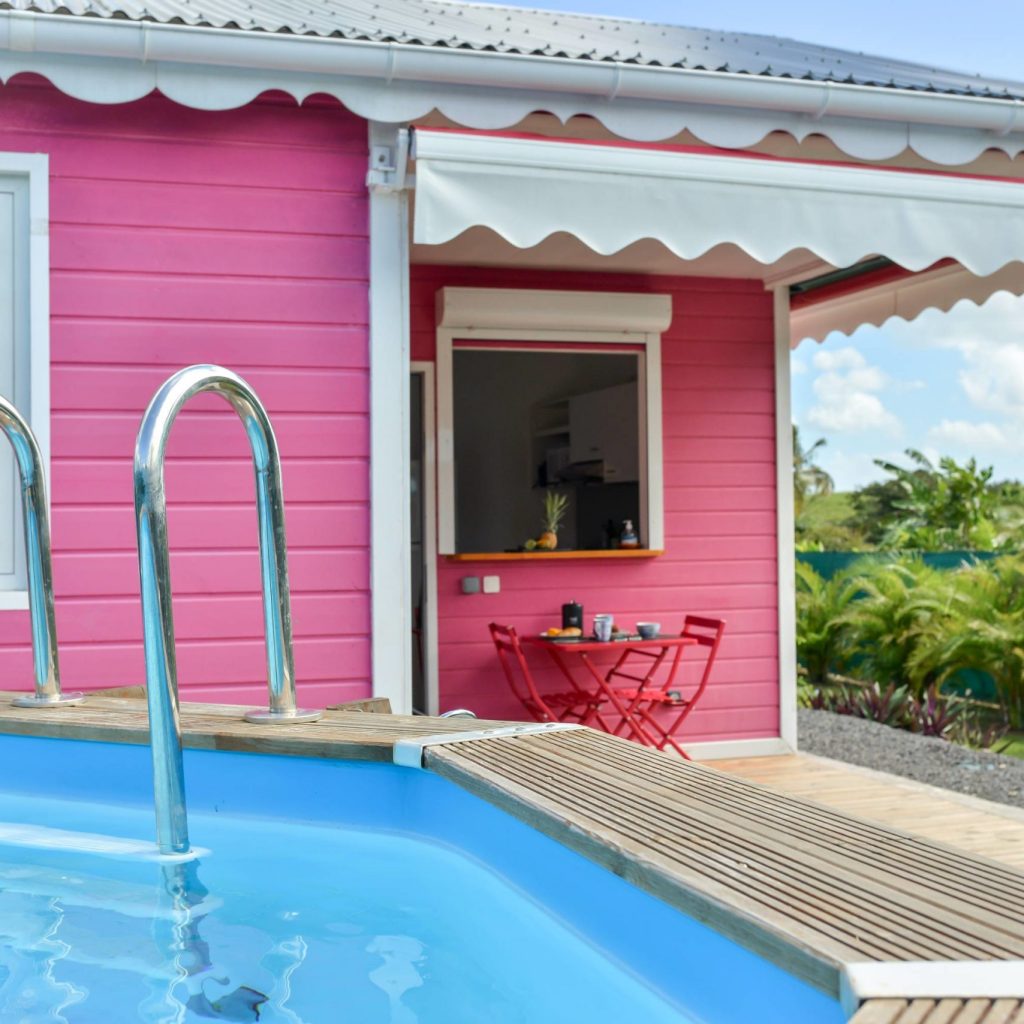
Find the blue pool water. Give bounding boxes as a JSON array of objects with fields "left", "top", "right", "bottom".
[{"left": 0, "top": 736, "right": 845, "bottom": 1023}]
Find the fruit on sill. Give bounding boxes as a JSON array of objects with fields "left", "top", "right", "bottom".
[{"left": 537, "top": 491, "right": 568, "bottom": 551}]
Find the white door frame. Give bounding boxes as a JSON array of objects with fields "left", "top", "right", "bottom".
[
  {"left": 411, "top": 361, "right": 439, "bottom": 714},
  {"left": 774, "top": 287, "right": 798, "bottom": 752},
  {"left": 368, "top": 122, "right": 413, "bottom": 713}
]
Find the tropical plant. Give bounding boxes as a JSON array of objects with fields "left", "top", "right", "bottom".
[
  {"left": 794, "top": 561, "right": 860, "bottom": 685},
  {"left": 871, "top": 449, "right": 1003, "bottom": 551},
  {"left": 792, "top": 425, "right": 834, "bottom": 520},
  {"left": 849, "top": 681, "right": 913, "bottom": 726},
  {"left": 802, "top": 679, "right": 912, "bottom": 727},
  {"left": 911, "top": 684, "right": 965, "bottom": 738},
  {"left": 838, "top": 556, "right": 953, "bottom": 697},
  {"left": 907, "top": 555, "right": 1024, "bottom": 729},
  {"left": 536, "top": 489, "right": 569, "bottom": 550}
]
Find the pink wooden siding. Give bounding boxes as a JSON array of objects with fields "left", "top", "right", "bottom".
[
  {"left": 0, "top": 80, "right": 371, "bottom": 705},
  {"left": 412, "top": 266, "right": 779, "bottom": 742}
]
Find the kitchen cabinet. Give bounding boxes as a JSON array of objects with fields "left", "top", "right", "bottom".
[{"left": 569, "top": 382, "right": 639, "bottom": 483}]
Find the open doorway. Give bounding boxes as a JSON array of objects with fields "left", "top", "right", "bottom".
[{"left": 410, "top": 363, "right": 438, "bottom": 714}]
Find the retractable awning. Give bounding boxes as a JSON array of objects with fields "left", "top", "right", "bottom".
[
  {"left": 791, "top": 262, "right": 1024, "bottom": 343},
  {"left": 412, "top": 129, "right": 1024, "bottom": 279}
]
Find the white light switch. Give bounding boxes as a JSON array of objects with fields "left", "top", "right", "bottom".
[{"left": 483, "top": 575, "right": 501, "bottom": 594}]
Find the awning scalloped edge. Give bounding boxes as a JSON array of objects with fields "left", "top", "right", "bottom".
[{"left": 2, "top": 11, "right": 1024, "bottom": 166}]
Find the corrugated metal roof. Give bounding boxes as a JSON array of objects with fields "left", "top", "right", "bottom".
[{"left": 4, "top": 0, "right": 1023, "bottom": 100}]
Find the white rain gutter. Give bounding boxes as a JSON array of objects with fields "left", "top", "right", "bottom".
[{"left": 2, "top": 9, "right": 1024, "bottom": 140}]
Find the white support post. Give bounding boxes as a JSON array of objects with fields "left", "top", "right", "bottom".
[
  {"left": 774, "top": 287, "right": 798, "bottom": 751},
  {"left": 367, "top": 122, "right": 412, "bottom": 714}
]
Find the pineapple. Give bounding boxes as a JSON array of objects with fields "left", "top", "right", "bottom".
[{"left": 536, "top": 490, "right": 569, "bottom": 550}]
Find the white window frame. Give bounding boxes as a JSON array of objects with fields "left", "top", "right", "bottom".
[
  {"left": 0, "top": 154, "right": 50, "bottom": 611},
  {"left": 436, "top": 287, "right": 670, "bottom": 556}
]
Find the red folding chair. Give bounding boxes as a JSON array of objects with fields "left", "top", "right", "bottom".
[
  {"left": 604, "top": 615, "right": 725, "bottom": 758},
  {"left": 488, "top": 623, "right": 610, "bottom": 726}
]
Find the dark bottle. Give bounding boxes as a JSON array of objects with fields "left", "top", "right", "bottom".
[{"left": 561, "top": 601, "right": 584, "bottom": 630}]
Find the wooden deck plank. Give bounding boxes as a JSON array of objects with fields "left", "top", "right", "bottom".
[
  {"left": 712, "top": 754, "right": 1024, "bottom": 871},
  {"left": 853, "top": 1002, "right": 1024, "bottom": 1024},
  {"left": 427, "top": 728, "right": 1024, "bottom": 995},
  {"left": 0, "top": 691, "right": 510, "bottom": 762},
  {"left": 464, "top": 737, "right": 1023, "bottom": 959}
]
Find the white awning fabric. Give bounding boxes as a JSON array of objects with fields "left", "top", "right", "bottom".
[
  {"left": 792, "top": 263, "right": 1024, "bottom": 344},
  {"left": 412, "top": 129, "right": 1024, "bottom": 278}
]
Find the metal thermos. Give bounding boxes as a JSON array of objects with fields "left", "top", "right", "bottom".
[{"left": 562, "top": 601, "right": 584, "bottom": 630}]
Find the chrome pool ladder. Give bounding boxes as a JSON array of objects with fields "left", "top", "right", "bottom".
[
  {"left": 135, "top": 364, "right": 322, "bottom": 855},
  {"left": 0, "top": 396, "right": 83, "bottom": 708}
]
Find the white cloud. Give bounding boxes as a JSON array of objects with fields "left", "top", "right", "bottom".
[
  {"left": 812, "top": 346, "right": 867, "bottom": 372},
  {"left": 928, "top": 419, "right": 1010, "bottom": 453},
  {"left": 791, "top": 354, "right": 808, "bottom": 375},
  {"left": 806, "top": 346, "right": 901, "bottom": 435},
  {"left": 819, "top": 449, "right": 903, "bottom": 492}
]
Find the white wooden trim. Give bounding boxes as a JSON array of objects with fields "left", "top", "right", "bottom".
[
  {"left": 774, "top": 287, "right": 798, "bottom": 751},
  {"left": 0, "top": 152, "right": 49, "bottom": 604},
  {"left": 436, "top": 328, "right": 456, "bottom": 557},
  {"left": 841, "top": 961, "right": 1024, "bottom": 1017},
  {"left": 437, "top": 287, "right": 672, "bottom": 335},
  {"left": 411, "top": 361, "right": 439, "bottom": 716},
  {"left": 643, "top": 332, "right": 664, "bottom": 551},
  {"left": 368, "top": 122, "right": 412, "bottom": 714},
  {"left": 685, "top": 736, "right": 793, "bottom": 761},
  {"left": 6, "top": 10, "right": 1024, "bottom": 167},
  {"left": 435, "top": 288, "right": 668, "bottom": 557},
  {"left": 451, "top": 329, "right": 651, "bottom": 345}
]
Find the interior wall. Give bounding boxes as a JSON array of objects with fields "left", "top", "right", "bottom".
[
  {"left": 0, "top": 81, "right": 372, "bottom": 706},
  {"left": 412, "top": 264, "right": 780, "bottom": 743}
]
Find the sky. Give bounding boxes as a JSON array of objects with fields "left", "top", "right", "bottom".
[{"left": 497, "top": 0, "right": 1024, "bottom": 491}]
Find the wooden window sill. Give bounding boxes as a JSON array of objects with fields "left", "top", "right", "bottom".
[{"left": 445, "top": 549, "right": 664, "bottom": 562}]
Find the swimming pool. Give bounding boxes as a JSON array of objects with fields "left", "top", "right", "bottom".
[{"left": 0, "top": 734, "right": 844, "bottom": 1023}]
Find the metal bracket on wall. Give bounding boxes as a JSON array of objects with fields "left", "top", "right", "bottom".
[
  {"left": 366, "top": 128, "right": 411, "bottom": 194},
  {"left": 393, "top": 722, "right": 582, "bottom": 769}
]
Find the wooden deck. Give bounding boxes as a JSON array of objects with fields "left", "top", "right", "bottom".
[
  {"left": 0, "top": 692, "right": 500, "bottom": 761},
  {"left": 711, "top": 753, "right": 1024, "bottom": 871},
  {"left": 0, "top": 692, "right": 1022, "bottom": 1015},
  {"left": 851, "top": 999, "right": 1024, "bottom": 1023}
]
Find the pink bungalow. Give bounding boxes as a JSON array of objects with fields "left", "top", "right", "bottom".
[{"left": 0, "top": 1, "right": 1021, "bottom": 759}]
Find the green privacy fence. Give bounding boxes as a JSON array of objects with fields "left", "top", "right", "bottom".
[
  {"left": 796, "top": 550, "right": 1000, "bottom": 579},
  {"left": 796, "top": 550, "right": 1002, "bottom": 701}
]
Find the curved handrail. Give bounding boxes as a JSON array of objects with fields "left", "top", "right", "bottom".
[
  {"left": 134, "top": 365, "right": 321, "bottom": 855},
  {"left": 0, "top": 396, "right": 83, "bottom": 708}
]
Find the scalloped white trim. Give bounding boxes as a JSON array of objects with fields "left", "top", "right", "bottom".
[
  {"left": 413, "top": 130, "right": 1024, "bottom": 278},
  {"left": 2, "top": 11, "right": 1024, "bottom": 166},
  {"left": 792, "top": 262, "right": 1024, "bottom": 342}
]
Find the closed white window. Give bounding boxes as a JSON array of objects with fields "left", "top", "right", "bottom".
[{"left": 0, "top": 156, "right": 50, "bottom": 607}]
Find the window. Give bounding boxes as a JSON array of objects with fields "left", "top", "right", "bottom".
[
  {"left": 436, "top": 288, "right": 670, "bottom": 558},
  {"left": 0, "top": 155, "right": 50, "bottom": 606}
]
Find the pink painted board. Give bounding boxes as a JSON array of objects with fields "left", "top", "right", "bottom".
[
  {"left": 0, "top": 80, "right": 371, "bottom": 705},
  {"left": 412, "top": 264, "right": 780, "bottom": 742}
]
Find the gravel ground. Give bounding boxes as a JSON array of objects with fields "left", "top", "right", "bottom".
[{"left": 797, "top": 708, "right": 1024, "bottom": 810}]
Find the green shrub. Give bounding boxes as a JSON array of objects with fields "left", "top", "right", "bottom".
[
  {"left": 794, "top": 561, "right": 859, "bottom": 685},
  {"left": 796, "top": 553, "right": 1024, "bottom": 732}
]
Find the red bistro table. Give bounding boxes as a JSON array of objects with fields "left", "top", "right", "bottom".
[{"left": 522, "top": 634, "right": 699, "bottom": 751}]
